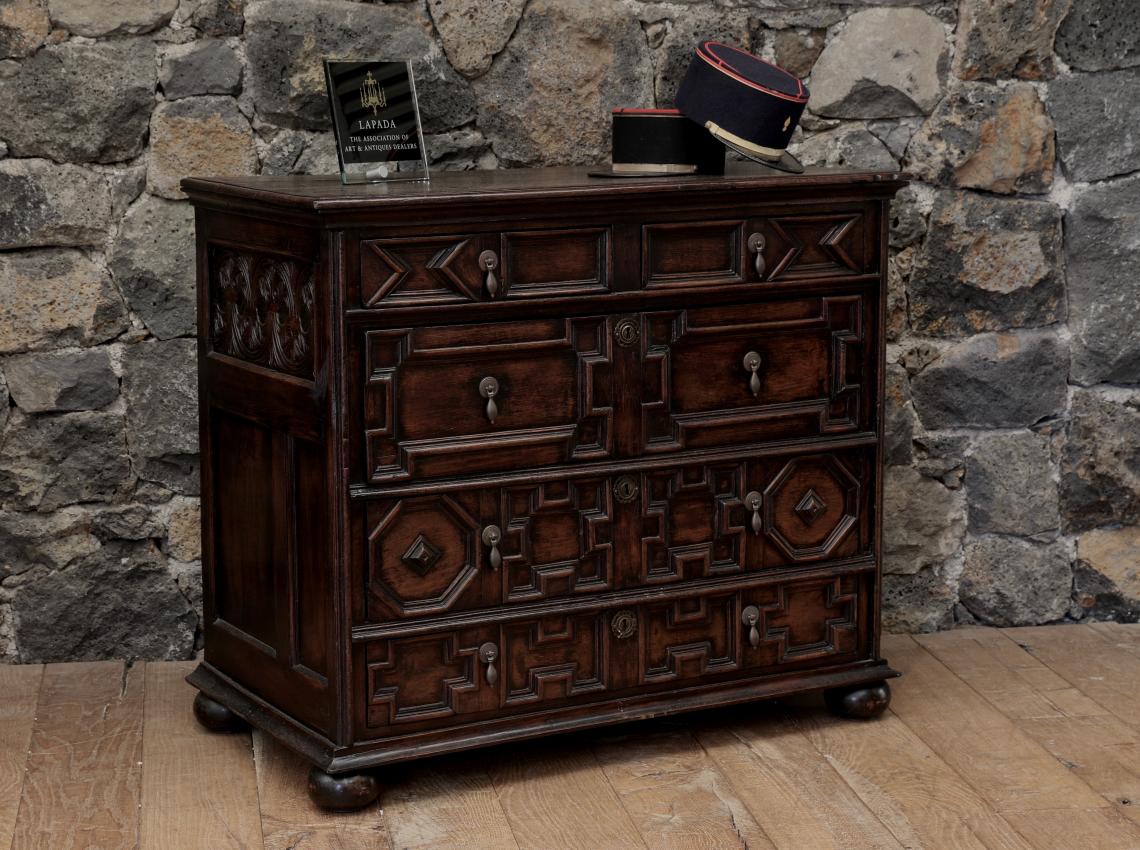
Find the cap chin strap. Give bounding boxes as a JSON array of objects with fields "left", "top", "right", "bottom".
[{"left": 704, "top": 121, "right": 785, "bottom": 161}]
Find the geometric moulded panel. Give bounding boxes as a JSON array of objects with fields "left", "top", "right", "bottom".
[
  {"left": 763, "top": 454, "right": 860, "bottom": 562},
  {"left": 367, "top": 495, "right": 479, "bottom": 617}
]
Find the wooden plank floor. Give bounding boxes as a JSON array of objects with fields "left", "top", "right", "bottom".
[{"left": 1, "top": 624, "right": 1138, "bottom": 850}]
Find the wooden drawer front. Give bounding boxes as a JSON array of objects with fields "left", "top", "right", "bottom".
[
  {"left": 359, "top": 451, "right": 869, "bottom": 623},
  {"left": 643, "top": 220, "right": 746, "bottom": 289},
  {"left": 639, "top": 574, "right": 863, "bottom": 686},
  {"left": 358, "top": 227, "right": 609, "bottom": 307},
  {"left": 640, "top": 295, "right": 868, "bottom": 452},
  {"left": 360, "top": 611, "right": 610, "bottom": 734},
  {"left": 361, "top": 478, "right": 615, "bottom": 622},
  {"left": 363, "top": 492, "right": 488, "bottom": 621},
  {"left": 362, "top": 317, "right": 614, "bottom": 482},
  {"left": 754, "top": 212, "right": 868, "bottom": 281},
  {"left": 642, "top": 212, "right": 867, "bottom": 289},
  {"left": 501, "top": 612, "right": 608, "bottom": 707},
  {"left": 634, "top": 449, "right": 868, "bottom": 586},
  {"left": 501, "top": 228, "right": 610, "bottom": 298},
  {"left": 362, "top": 625, "right": 498, "bottom": 730},
  {"left": 357, "top": 573, "right": 866, "bottom": 735},
  {"left": 360, "top": 234, "right": 489, "bottom": 307},
  {"left": 496, "top": 478, "right": 615, "bottom": 604}
]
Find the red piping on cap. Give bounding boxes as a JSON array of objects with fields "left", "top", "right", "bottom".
[{"left": 697, "top": 41, "right": 808, "bottom": 104}]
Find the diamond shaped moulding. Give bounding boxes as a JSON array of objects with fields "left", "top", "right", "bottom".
[
  {"left": 794, "top": 489, "right": 827, "bottom": 525},
  {"left": 401, "top": 534, "right": 442, "bottom": 577}
]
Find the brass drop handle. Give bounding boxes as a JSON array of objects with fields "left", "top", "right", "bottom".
[
  {"left": 482, "top": 524, "right": 502, "bottom": 569},
  {"left": 743, "top": 351, "right": 762, "bottom": 396},
  {"left": 479, "top": 376, "right": 500, "bottom": 423},
  {"left": 479, "top": 641, "right": 499, "bottom": 685},
  {"left": 748, "top": 232, "right": 766, "bottom": 278},
  {"left": 744, "top": 491, "right": 762, "bottom": 535},
  {"left": 742, "top": 605, "right": 761, "bottom": 649},
  {"left": 479, "top": 249, "right": 499, "bottom": 298}
]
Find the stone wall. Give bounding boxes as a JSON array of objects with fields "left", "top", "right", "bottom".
[{"left": 0, "top": 0, "right": 1135, "bottom": 661}]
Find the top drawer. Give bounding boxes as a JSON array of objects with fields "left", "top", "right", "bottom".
[
  {"left": 643, "top": 211, "right": 870, "bottom": 290},
  {"left": 352, "top": 208, "right": 871, "bottom": 309},
  {"left": 358, "top": 227, "right": 611, "bottom": 307}
]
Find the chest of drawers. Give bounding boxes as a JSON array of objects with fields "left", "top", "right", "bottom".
[{"left": 184, "top": 166, "right": 905, "bottom": 810}]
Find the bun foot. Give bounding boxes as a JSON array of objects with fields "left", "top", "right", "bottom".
[
  {"left": 825, "top": 681, "right": 891, "bottom": 719},
  {"left": 192, "top": 691, "right": 249, "bottom": 733},
  {"left": 307, "top": 767, "right": 381, "bottom": 811}
]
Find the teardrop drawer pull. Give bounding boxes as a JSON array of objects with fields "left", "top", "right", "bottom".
[
  {"left": 742, "top": 605, "right": 761, "bottom": 649},
  {"left": 479, "top": 376, "right": 500, "bottom": 423},
  {"left": 744, "top": 491, "right": 763, "bottom": 536},
  {"left": 743, "top": 351, "right": 762, "bottom": 396},
  {"left": 748, "top": 232, "right": 766, "bottom": 278},
  {"left": 479, "top": 641, "right": 499, "bottom": 685},
  {"left": 479, "top": 249, "right": 499, "bottom": 297},
  {"left": 482, "top": 524, "right": 502, "bottom": 569}
]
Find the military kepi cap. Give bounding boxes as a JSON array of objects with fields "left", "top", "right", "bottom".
[
  {"left": 675, "top": 41, "right": 809, "bottom": 174},
  {"left": 589, "top": 108, "right": 725, "bottom": 178}
]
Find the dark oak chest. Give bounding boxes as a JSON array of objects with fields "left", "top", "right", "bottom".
[{"left": 184, "top": 165, "right": 904, "bottom": 809}]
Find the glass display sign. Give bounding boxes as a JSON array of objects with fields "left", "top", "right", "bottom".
[{"left": 324, "top": 60, "right": 429, "bottom": 183}]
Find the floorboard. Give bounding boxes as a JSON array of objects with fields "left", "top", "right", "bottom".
[
  {"left": 1012, "top": 624, "right": 1140, "bottom": 732},
  {"left": 882, "top": 634, "right": 1111, "bottom": 814},
  {"left": 12, "top": 661, "right": 145, "bottom": 850},
  {"left": 694, "top": 703, "right": 906, "bottom": 850},
  {"left": 917, "top": 627, "right": 1140, "bottom": 832},
  {"left": 0, "top": 664, "right": 42, "bottom": 850},
  {"left": 484, "top": 738, "right": 649, "bottom": 850},
  {"left": 382, "top": 754, "right": 518, "bottom": 850},
  {"left": 140, "top": 662, "right": 264, "bottom": 850},
  {"left": 592, "top": 722, "right": 777, "bottom": 850},
  {"left": 789, "top": 701, "right": 1033, "bottom": 850}
]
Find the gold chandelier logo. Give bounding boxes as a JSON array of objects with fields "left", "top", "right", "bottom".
[{"left": 360, "top": 70, "right": 386, "bottom": 116}]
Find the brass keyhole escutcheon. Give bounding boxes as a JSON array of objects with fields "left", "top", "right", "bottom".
[
  {"left": 614, "top": 318, "right": 640, "bottom": 348},
  {"left": 613, "top": 475, "right": 640, "bottom": 503},
  {"left": 611, "top": 609, "right": 638, "bottom": 640}
]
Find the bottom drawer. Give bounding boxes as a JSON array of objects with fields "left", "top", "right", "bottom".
[{"left": 354, "top": 572, "right": 870, "bottom": 739}]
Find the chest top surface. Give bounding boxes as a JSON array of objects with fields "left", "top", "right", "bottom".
[{"left": 181, "top": 164, "right": 905, "bottom": 213}]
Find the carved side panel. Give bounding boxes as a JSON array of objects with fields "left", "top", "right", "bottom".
[
  {"left": 743, "top": 575, "right": 860, "bottom": 667},
  {"left": 364, "top": 628, "right": 494, "bottom": 729},
  {"left": 639, "top": 464, "right": 748, "bottom": 584},
  {"left": 209, "top": 246, "right": 315, "bottom": 379},
  {"left": 640, "top": 295, "right": 865, "bottom": 452},
  {"left": 498, "top": 478, "right": 614, "bottom": 603},
  {"left": 362, "top": 317, "right": 614, "bottom": 481},
  {"left": 502, "top": 613, "right": 608, "bottom": 706},
  {"left": 641, "top": 594, "right": 739, "bottom": 683}
]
